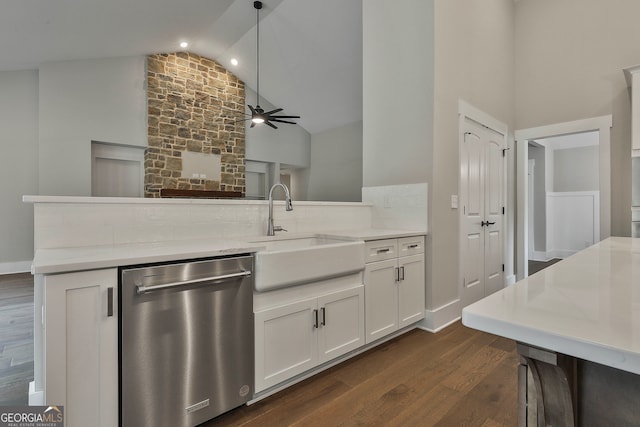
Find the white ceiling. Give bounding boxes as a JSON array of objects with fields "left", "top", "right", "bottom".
[{"left": 1, "top": 0, "right": 362, "bottom": 134}]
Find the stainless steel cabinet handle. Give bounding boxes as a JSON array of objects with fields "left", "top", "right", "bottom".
[
  {"left": 136, "top": 271, "right": 252, "bottom": 295},
  {"left": 408, "top": 244, "right": 419, "bottom": 249},
  {"left": 400, "top": 266, "right": 405, "bottom": 281},
  {"left": 107, "top": 287, "right": 114, "bottom": 317},
  {"left": 321, "top": 307, "right": 326, "bottom": 326},
  {"left": 395, "top": 267, "right": 400, "bottom": 282},
  {"left": 313, "top": 309, "right": 319, "bottom": 329},
  {"left": 377, "top": 248, "right": 390, "bottom": 254}
]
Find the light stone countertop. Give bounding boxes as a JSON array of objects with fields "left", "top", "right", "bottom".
[
  {"left": 462, "top": 237, "right": 640, "bottom": 375},
  {"left": 31, "top": 238, "right": 265, "bottom": 274},
  {"left": 31, "top": 229, "right": 427, "bottom": 275}
]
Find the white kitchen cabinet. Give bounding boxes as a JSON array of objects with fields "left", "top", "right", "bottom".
[
  {"left": 364, "top": 236, "right": 425, "bottom": 344},
  {"left": 41, "top": 269, "right": 118, "bottom": 427},
  {"left": 254, "top": 285, "right": 364, "bottom": 392}
]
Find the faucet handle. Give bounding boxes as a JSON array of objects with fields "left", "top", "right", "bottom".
[{"left": 273, "top": 225, "right": 288, "bottom": 233}]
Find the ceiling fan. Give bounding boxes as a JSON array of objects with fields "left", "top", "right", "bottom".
[{"left": 247, "top": 1, "right": 300, "bottom": 129}]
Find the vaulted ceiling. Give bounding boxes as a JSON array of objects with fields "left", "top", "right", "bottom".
[{"left": 1, "top": 0, "right": 362, "bottom": 134}]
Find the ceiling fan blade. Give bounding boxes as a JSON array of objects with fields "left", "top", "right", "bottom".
[
  {"left": 250, "top": 121, "right": 256, "bottom": 128},
  {"left": 264, "top": 108, "right": 283, "bottom": 115},
  {"left": 270, "top": 115, "right": 301, "bottom": 119},
  {"left": 248, "top": 105, "right": 257, "bottom": 115},
  {"left": 270, "top": 119, "right": 297, "bottom": 125},
  {"left": 265, "top": 121, "right": 278, "bottom": 129}
]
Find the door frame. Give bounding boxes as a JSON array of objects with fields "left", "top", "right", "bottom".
[
  {"left": 514, "top": 115, "right": 612, "bottom": 279},
  {"left": 528, "top": 158, "right": 535, "bottom": 260},
  {"left": 458, "top": 101, "right": 508, "bottom": 306}
]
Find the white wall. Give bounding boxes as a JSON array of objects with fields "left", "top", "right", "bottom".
[
  {"left": 38, "top": 56, "right": 147, "bottom": 196},
  {"left": 553, "top": 146, "right": 599, "bottom": 192},
  {"left": 514, "top": 0, "right": 640, "bottom": 237},
  {"left": 432, "top": 0, "right": 516, "bottom": 309},
  {"left": 362, "top": 0, "right": 434, "bottom": 188},
  {"left": 547, "top": 192, "right": 600, "bottom": 258},
  {"left": 0, "top": 70, "right": 39, "bottom": 272},
  {"left": 307, "top": 121, "right": 362, "bottom": 202}
]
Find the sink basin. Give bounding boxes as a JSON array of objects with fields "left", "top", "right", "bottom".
[{"left": 250, "top": 235, "right": 365, "bottom": 292}]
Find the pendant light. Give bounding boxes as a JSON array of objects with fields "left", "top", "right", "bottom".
[{"left": 247, "top": 1, "right": 300, "bottom": 129}]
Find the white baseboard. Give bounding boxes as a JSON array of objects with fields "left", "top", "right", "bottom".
[
  {"left": 505, "top": 274, "right": 516, "bottom": 286},
  {"left": 530, "top": 251, "right": 552, "bottom": 262},
  {"left": 530, "top": 249, "right": 576, "bottom": 262},
  {"left": 549, "top": 249, "right": 575, "bottom": 259},
  {"left": 419, "top": 299, "right": 461, "bottom": 333},
  {"left": 29, "top": 381, "right": 44, "bottom": 405},
  {"left": 0, "top": 261, "right": 32, "bottom": 275}
]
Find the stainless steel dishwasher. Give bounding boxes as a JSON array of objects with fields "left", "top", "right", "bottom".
[{"left": 119, "top": 255, "right": 254, "bottom": 427}]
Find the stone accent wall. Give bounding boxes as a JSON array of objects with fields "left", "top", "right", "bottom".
[{"left": 145, "top": 52, "right": 246, "bottom": 197}]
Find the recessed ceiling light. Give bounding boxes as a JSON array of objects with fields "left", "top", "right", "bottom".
[
  {"left": 230, "top": 58, "right": 239, "bottom": 66},
  {"left": 179, "top": 41, "right": 188, "bottom": 49}
]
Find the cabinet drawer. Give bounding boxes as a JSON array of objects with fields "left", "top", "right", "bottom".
[
  {"left": 398, "top": 236, "right": 424, "bottom": 256},
  {"left": 364, "top": 239, "right": 398, "bottom": 263}
]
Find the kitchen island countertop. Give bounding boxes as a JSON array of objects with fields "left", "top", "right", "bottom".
[{"left": 462, "top": 237, "right": 640, "bottom": 375}]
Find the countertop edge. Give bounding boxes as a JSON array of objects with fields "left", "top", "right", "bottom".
[
  {"left": 462, "top": 299, "right": 640, "bottom": 376},
  {"left": 31, "top": 229, "right": 427, "bottom": 275}
]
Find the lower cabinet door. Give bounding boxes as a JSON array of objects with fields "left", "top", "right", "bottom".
[
  {"left": 317, "top": 286, "right": 365, "bottom": 364},
  {"left": 44, "top": 269, "right": 118, "bottom": 427},
  {"left": 398, "top": 254, "right": 425, "bottom": 328},
  {"left": 254, "top": 297, "right": 318, "bottom": 392},
  {"left": 364, "top": 259, "right": 399, "bottom": 344}
]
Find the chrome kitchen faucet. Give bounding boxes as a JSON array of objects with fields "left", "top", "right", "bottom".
[{"left": 267, "top": 183, "right": 293, "bottom": 236}]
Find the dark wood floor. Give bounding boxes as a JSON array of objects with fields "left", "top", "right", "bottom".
[
  {"left": 0, "top": 273, "right": 518, "bottom": 425},
  {"left": 204, "top": 322, "right": 518, "bottom": 427},
  {"left": 528, "top": 258, "right": 562, "bottom": 275},
  {"left": 0, "top": 272, "right": 34, "bottom": 405}
]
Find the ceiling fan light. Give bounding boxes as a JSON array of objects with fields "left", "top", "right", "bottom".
[{"left": 252, "top": 116, "right": 265, "bottom": 124}]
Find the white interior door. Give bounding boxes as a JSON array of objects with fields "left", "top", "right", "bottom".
[
  {"left": 460, "top": 117, "right": 505, "bottom": 306},
  {"left": 483, "top": 131, "right": 505, "bottom": 296},
  {"left": 461, "top": 129, "right": 485, "bottom": 305}
]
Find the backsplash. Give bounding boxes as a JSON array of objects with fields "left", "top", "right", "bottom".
[
  {"left": 145, "top": 52, "right": 246, "bottom": 197},
  {"left": 28, "top": 197, "right": 373, "bottom": 250},
  {"left": 362, "top": 183, "right": 428, "bottom": 231}
]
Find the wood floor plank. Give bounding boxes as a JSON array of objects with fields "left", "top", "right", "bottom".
[
  {"left": 436, "top": 351, "right": 519, "bottom": 426},
  {"left": 206, "top": 323, "right": 518, "bottom": 427},
  {"left": 387, "top": 384, "right": 462, "bottom": 426},
  {"left": 0, "top": 273, "right": 34, "bottom": 405}
]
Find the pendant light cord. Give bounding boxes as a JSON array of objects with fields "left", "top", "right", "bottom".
[{"left": 255, "top": 1, "right": 261, "bottom": 107}]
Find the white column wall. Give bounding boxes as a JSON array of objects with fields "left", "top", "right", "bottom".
[
  {"left": 362, "top": 0, "right": 434, "bottom": 188},
  {"left": 307, "top": 121, "right": 362, "bottom": 202},
  {"left": 0, "top": 70, "right": 39, "bottom": 272}
]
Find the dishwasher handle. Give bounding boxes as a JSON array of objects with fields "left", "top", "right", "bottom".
[{"left": 136, "top": 270, "right": 252, "bottom": 295}]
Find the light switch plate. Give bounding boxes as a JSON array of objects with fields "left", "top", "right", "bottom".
[{"left": 451, "top": 195, "right": 458, "bottom": 209}]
